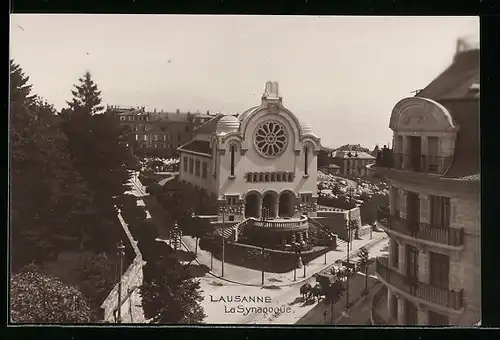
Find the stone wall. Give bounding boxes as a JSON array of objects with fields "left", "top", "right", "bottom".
[
  {"left": 211, "top": 241, "right": 334, "bottom": 273},
  {"left": 315, "top": 207, "right": 362, "bottom": 241},
  {"left": 100, "top": 210, "right": 146, "bottom": 324}
]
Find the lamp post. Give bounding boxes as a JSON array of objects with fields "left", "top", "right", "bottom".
[
  {"left": 116, "top": 240, "right": 125, "bottom": 324},
  {"left": 221, "top": 210, "right": 226, "bottom": 278},
  {"left": 261, "top": 207, "right": 269, "bottom": 285}
]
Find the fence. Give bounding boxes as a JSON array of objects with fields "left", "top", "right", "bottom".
[{"left": 100, "top": 210, "right": 146, "bottom": 323}]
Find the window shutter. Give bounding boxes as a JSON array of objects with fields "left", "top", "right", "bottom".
[{"left": 420, "top": 194, "right": 430, "bottom": 223}]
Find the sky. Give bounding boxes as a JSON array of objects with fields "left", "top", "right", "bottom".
[{"left": 10, "top": 15, "right": 479, "bottom": 149}]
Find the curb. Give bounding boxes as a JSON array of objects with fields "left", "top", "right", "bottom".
[{"left": 182, "top": 234, "right": 388, "bottom": 288}]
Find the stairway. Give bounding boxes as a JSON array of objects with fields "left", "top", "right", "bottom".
[{"left": 216, "top": 218, "right": 252, "bottom": 240}]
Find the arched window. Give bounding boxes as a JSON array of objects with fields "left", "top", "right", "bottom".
[
  {"left": 230, "top": 144, "right": 236, "bottom": 177},
  {"left": 271, "top": 173, "right": 276, "bottom": 182},
  {"left": 304, "top": 146, "right": 309, "bottom": 176},
  {"left": 253, "top": 173, "right": 259, "bottom": 182},
  {"left": 247, "top": 173, "right": 253, "bottom": 182},
  {"left": 260, "top": 173, "right": 265, "bottom": 182},
  {"left": 277, "top": 173, "right": 282, "bottom": 182}
]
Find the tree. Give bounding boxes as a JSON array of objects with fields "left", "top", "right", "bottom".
[
  {"left": 10, "top": 264, "right": 95, "bottom": 323},
  {"left": 77, "top": 252, "right": 117, "bottom": 311},
  {"left": 10, "top": 60, "right": 94, "bottom": 269},
  {"left": 357, "top": 247, "right": 370, "bottom": 295},
  {"left": 61, "top": 71, "right": 134, "bottom": 252},
  {"left": 325, "top": 280, "right": 345, "bottom": 324},
  {"left": 66, "top": 71, "right": 104, "bottom": 115},
  {"left": 140, "top": 256, "right": 206, "bottom": 324}
]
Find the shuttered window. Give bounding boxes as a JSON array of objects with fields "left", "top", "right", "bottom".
[{"left": 429, "top": 252, "right": 449, "bottom": 289}]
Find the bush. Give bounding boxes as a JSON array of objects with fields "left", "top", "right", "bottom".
[{"left": 11, "top": 264, "right": 95, "bottom": 323}]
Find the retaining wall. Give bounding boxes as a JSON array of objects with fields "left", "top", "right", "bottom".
[{"left": 100, "top": 210, "right": 146, "bottom": 323}]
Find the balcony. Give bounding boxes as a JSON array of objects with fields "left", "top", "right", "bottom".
[
  {"left": 375, "top": 150, "right": 453, "bottom": 175},
  {"left": 377, "top": 210, "right": 464, "bottom": 247},
  {"left": 376, "top": 257, "right": 464, "bottom": 310},
  {"left": 251, "top": 216, "right": 309, "bottom": 231}
]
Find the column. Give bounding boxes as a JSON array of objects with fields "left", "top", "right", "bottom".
[
  {"left": 397, "top": 297, "right": 405, "bottom": 325},
  {"left": 417, "top": 305, "right": 428, "bottom": 325},
  {"left": 418, "top": 249, "right": 429, "bottom": 284},
  {"left": 401, "top": 136, "right": 409, "bottom": 168},
  {"left": 387, "top": 289, "right": 394, "bottom": 321},
  {"left": 292, "top": 233, "right": 296, "bottom": 243},
  {"left": 274, "top": 197, "right": 279, "bottom": 218},
  {"left": 421, "top": 136, "right": 428, "bottom": 162},
  {"left": 299, "top": 232, "right": 304, "bottom": 242},
  {"left": 398, "top": 243, "right": 406, "bottom": 275},
  {"left": 419, "top": 194, "right": 430, "bottom": 224}
]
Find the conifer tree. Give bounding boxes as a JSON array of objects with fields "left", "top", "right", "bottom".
[
  {"left": 67, "top": 71, "right": 104, "bottom": 115},
  {"left": 10, "top": 60, "right": 94, "bottom": 269},
  {"left": 61, "top": 71, "right": 133, "bottom": 252}
]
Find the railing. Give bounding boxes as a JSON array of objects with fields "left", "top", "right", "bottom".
[
  {"left": 379, "top": 214, "right": 464, "bottom": 247},
  {"left": 370, "top": 284, "right": 388, "bottom": 325},
  {"left": 376, "top": 257, "right": 464, "bottom": 310},
  {"left": 217, "top": 220, "right": 245, "bottom": 239},
  {"left": 252, "top": 216, "right": 309, "bottom": 229},
  {"left": 375, "top": 150, "right": 453, "bottom": 175}
]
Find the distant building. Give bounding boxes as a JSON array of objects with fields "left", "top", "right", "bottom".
[
  {"left": 107, "top": 106, "right": 213, "bottom": 158},
  {"left": 328, "top": 150, "right": 376, "bottom": 176},
  {"left": 373, "top": 37, "right": 480, "bottom": 326},
  {"left": 319, "top": 163, "right": 340, "bottom": 175}
]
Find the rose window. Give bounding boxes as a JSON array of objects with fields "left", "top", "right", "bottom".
[{"left": 254, "top": 120, "right": 288, "bottom": 157}]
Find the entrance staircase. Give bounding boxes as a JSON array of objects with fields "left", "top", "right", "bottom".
[{"left": 216, "top": 218, "right": 253, "bottom": 240}]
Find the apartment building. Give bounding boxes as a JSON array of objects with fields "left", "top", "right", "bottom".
[
  {"left": 107, "top": 105, "right": 213, "bottom": 158},
  {"left": 373, "top": 37, "right": 480, "bottom": 325}
]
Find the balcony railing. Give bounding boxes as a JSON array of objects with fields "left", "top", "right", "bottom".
[
  {"left": 377, "top": 211, "right": 464, "bottom": 247},
  {"left": 251, "top": 216, "right": 309, "bottom": 230},
  {"left": 376, "top": 257, "right": 464, "bottom": 310},
  {"left": 375, "top": 150, "right": 453, "bottom": 175}
]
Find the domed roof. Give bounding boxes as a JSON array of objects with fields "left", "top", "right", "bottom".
[
  {"left": 216, "top": 115, "right": 240, "bottom": 135},
  {"left": 300, "top": 121, "right": 314, "bottom": 136}
]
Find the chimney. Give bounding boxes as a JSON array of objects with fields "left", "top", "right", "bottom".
[
  {"left": 207, "top": 110, "right": 210, "bottom": 115},
  {"left": 262, "top": 81, "right": 280, "bottom": 101},
  {"left": 176, "top": 109, "right": 180, "bottom": 114}
]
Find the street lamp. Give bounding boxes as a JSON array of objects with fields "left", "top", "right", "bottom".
[
  {"left": 261, "top": 207, "right": 269, "bottom": 285},
  {"left": 116, "top": 240, "right": 125, "bottom": 324},
  {"left": 220, "top": 206, "right": 227, "bottom": 278},
  {"left": 324, "top": 231, "right": 334, "bottom": 265},
  {"left": 345, "top": 218, "right": 358, "bottom": 309}
]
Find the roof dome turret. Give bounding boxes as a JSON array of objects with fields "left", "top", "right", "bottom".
[{"left": 216, "top": 115, "right": 240, "bottom": 135}]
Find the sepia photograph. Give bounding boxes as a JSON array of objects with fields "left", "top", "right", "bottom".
[{"left": 9, "top": 14, "right": 480, "bottom": 326}]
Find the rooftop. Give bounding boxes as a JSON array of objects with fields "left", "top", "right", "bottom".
[
  {"left": 178, "top": 140, "right": 212, "bottom": 156},
  {"left": 330, "top": 150, "right": 375, "bottom": 160},
  {"left": 415, "top": 40, "right": 479, "bottom": 179}
]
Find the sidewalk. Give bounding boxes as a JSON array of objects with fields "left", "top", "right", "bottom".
[{"left": 181, "top": 230, "right": 387, "bottom": 287}]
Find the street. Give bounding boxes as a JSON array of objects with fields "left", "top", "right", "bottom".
[{"left": 131, "top": 175, "right": 389, "bottom": 324}]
